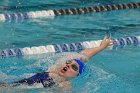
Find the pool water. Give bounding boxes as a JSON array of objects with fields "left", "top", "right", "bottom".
[{"left": 0, "top": 0, "right": 140, "bottom": 93}]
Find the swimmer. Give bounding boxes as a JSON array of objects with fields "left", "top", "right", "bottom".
[{"left": 0, "top": 36, "right": 112, "bottom": 90}]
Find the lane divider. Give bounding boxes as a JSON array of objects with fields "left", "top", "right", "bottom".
[
  {"left": 0, "top": 36, "right": 140, "bottom": 58},
  {"left": 0, "top": 2, "right": 140, "bottom": 21}
]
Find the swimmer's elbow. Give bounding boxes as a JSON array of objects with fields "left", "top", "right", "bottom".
[
  {"left": 79, "top": 57, "right": 89, "bottom": 63},
  {"left": 78, "top": 52, "right": 89, "bottom": 62}
]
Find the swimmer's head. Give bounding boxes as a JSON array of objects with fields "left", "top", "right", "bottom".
[{"left": 58, "top": 59, "right": 85, "bottom": 78}]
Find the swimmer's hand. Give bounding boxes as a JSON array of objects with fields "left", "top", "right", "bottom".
[{"left": 100, "top": 36, "right": 112, "bottom": 49}]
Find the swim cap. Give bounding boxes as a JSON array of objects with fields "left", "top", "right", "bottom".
[{"left": 74, "top": 59, "right": 85, "bottom": 75}]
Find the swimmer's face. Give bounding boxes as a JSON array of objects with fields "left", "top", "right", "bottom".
[{"left": 59, "top": 60, "right": 79, "bottom": 78}]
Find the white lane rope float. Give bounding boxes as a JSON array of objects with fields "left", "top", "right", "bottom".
[
  {"left": 0, "top": 2, "right": 139, "bottom": 21},
  {"left": 0, "top": 36, "right": 140, "bottom": 58}
]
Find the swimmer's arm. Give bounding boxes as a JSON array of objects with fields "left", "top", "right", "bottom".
[
  {"left": 79, "top": 36, "right": 112, "bottom": 60},
  {"left": 58, "top": 81, "right": 71, "bottom": 91}
]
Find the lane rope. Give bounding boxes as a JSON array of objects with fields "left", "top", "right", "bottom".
[
  {"left": 0, "top": 36, "right": 140, "bottom": 58},
  {"left": 0, "top": 2, "right": 140, "bottom": 21}
]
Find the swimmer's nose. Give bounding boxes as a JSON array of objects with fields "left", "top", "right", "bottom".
[{"left": 66, "top": 64, "right": 70, "bottom": 68}]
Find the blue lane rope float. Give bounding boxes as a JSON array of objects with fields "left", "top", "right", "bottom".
[
  {"left": 0, "top": 2, "right": 140, "bottom": 21},
  {"left": 0, "top": 36, "right": 140, "bottom": 58}
]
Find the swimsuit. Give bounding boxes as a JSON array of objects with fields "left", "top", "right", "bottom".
[{"left": 12, "top": 72, "right": 55, "bottom": 88}]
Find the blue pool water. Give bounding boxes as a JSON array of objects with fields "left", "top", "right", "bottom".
[{"left": 0, "top": 0, "right": 140, "bottom": 93}]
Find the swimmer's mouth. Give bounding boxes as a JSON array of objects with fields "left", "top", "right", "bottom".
[{"left": 61, "top": 65, "right": 69, "bottom": 73}]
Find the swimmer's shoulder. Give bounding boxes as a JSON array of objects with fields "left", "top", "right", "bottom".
[
  {"left": 49, "top": 72, "right": 66, "bottom": 83},
  {"left": 48, "top": 72, "right": 70, "bottom": 90},
  {"left": 58, "top": 81, "right": 71, "bottom": 90}
]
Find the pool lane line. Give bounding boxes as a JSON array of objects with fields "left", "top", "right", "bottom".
[
  {"left": 0, "top": 2, "right": 140, "bottom": 21},
  {"left": 0, "top": 36, "right": 140, "bottom": 58}
]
